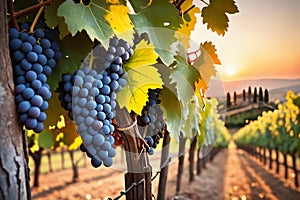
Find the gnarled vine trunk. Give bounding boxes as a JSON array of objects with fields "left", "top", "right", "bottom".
[{"left": 0, "top": 0, "right": 30, "bottom": 199}]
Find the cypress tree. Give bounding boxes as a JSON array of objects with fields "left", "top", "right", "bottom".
[
  {"left": 264, "top": 89, "right": 269, "bottom": 103},
  {"left": 253, "top": 87, "right": 257, "bottom": 103},
  {"left": 234, "top": 91, "right": 237, "bottom": 105},
  {"left": 259, "top": 87, "right": 263, "bottom": 101},
  {"left": 248, "top": 86, "right": 252, "bottom": 102},
  {"left": 226, "top": 92, "right": 231, "bottom": 107}
]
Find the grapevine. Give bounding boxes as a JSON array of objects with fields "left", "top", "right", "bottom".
[{"left": 1, "top": 0, "right": 240, "bottom": 198}]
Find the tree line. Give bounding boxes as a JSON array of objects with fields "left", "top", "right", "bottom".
[{"left": 227, "top": 86, "right": 269, "bottom": 107}]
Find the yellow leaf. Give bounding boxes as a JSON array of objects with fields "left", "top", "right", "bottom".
[
  {"left": 117, "top": 40, "right": 163, "bottom": 115},
  {"left": 201, "top": 41, "right": 221, "bottom": 64},
  {"left": 68, "top": 136, "right": 82, "bottom": 150},
  {"left": 175, "top": 0, "right": 200, "bottom": 49},
  {"left": 193, "top": 43, "right": 217, "bottom": 90},
  {"left": 125, "top": 40, "right": 158, "bottom": 68},
  {"left": 105, "top": 5, "right": 134, "bottom": 44},
  {"left": 195, "top": 79, "right": 208, "bottom": 96}
]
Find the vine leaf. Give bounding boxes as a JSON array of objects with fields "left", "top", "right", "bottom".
[
  {"left": 42, "top": 92, "right": 80, "bottom": 148},
  {"left": 44, "top": 0, "right": 70, "bottom": 39},
  {"left": 175, "top": 0, "right": 200, "bottom": 49},
  {"left": 48, "top": 32, "right": 93, "bottom": 90},
  {"left": 160, "top": 85, "right": 184, "bottom": 141},
  {"left": 182, "top": 95, "right": 202, "bottom": 139},
  {"left": 58, "top": 116, "right": 80, "bottom": 147},
  {"left": 44, "top": 92, "right": 64, "bottom": 129},
  {"left": 129, "top": 0, "right": 151, "bottom": 13},
  {"left": 170, "top": 54, "right": 200, "bottom": 103},
  {"left": 201, "top": 0, "right": 239, "bottom": 35},
  {"left": 117, "top": 40, "right": 163, "bottom": 115},
  {"left": 129, "top": 0, "right": 183, "bottom": 65},
  {"left": 105, "top": 4, "right": 134, "bottom": 43},
  {"left": 193, "top": 42, "right": 219, "bottom": 93},
  {"left": 38, "top": 131, "right": 53, "bottom": 149},
  {"left": 58, "top": 0, "right": 113, "bottom": 47},
  {"left": 201, "top": 41, "right": 221, "bottom": 64}
]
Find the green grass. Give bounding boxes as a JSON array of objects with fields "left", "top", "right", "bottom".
[{"left": 225, "top": 105, "right": 274, "bottom": 128}]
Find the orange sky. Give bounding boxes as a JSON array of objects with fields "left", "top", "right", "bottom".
[{"left": 192, "top": 0, "right": 300, "bottom": 81}]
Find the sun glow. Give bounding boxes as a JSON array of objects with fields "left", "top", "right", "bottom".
[{"left": 224, "top": 65, "right": 237, "bottom": 76}]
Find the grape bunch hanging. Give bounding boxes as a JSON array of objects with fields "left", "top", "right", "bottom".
[
  {"left": 9, "top": 20, "right": 61, "bottom": 133},
  {"left": 137, "top": 89, "right": 165, "bottom": 155},
  {"left": 57, "top": 37, "right": 133, "bottom": 168}
]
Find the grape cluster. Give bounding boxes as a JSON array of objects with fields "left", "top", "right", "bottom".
[
  {"left": 57, "top": 73, "right": 74, "bottom": 120},
  {"left": 137, "top": 89, "right": 165, "bottom": 154},
  {"left": 57, "top": 37, "right": 133, "bottom": 168},
  {"left": 9, "top": 23, "right": 61, "bottom": 132}
]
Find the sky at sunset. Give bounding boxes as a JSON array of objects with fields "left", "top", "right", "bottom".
[{"left": 192, "top": 0, "right": 300, "bottom": 81}]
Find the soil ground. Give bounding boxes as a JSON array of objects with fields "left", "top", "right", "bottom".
[{"left": 31, "top": 142, "right": 300, "bottom": 200}]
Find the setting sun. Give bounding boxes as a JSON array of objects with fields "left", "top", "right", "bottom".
[{"left": 224, "top": 65, "right": 237, "bottom": 76}]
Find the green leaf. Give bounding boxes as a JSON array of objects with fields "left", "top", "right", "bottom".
[
  {"left": 129, "top": 0, "right": 151, "bottom": 13},
  {"left": 48, "top": 32, "right": 93, "bottom": 90},
  {"left": 117, "top": 40, "right": 163, "bottom": 115},
  {"left": 201, "top": 0, "right": 239, "bottom": 35},
  {"left": 182, "top": 96, "right": 202, "bottom": 139},
  {"left": 160, "top": 85, "right": 184, "bottom": 141},
  {"left": 44, "top": 0, "right": 70, "bottom": 39},
  {"left": 129, "top": 0, "right": 183, "bottom": 65},
  {"left": 58, "top": 0, "right": 113, "bottom": 47},
  {"left": 170, "top": 54, "right": 200, "bottom": 103},
  {"left": 38, "top": 131, "right": 53, "bottom": 149}
]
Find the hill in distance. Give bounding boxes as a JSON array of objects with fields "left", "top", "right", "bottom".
[{"left": 208, "top": 78, "right": 300, "bottom": 102}]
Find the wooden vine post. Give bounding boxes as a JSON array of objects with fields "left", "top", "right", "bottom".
[
  {"left": 196, "top": 146, "right": 202, "bottom": 175},
  {"left": 157, "top": 128, "right": 171, "bottom": 200},
  {"left": 189, "top": 135, "right": 197, "bottom": 182},
  {"left": 176, "top": 133, "right": 186, "bottom": 194},
  {"left": 275, "top": 148, "right": 280, "bottom": 174},
  {"left": 268, "top": 148, "right": 272, "bottom": 170},
  {"left": 114, "top": 108, "right": 151, "bottom": 200},
  {"left": 291, "top": 153, "right": 299, "bottom": 187},
  {"left": 283, "top": 153, "right": 288, "bottom": 179}
]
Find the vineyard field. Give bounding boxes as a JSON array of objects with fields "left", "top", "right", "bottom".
[{"left": 30, "top": 142, "right": 300, "bottom": 200}]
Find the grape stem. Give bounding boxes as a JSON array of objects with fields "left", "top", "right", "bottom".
[
  {"left": 113, "top": 119, "right": 150, "bottom": 150},
  {"left": 29, "top": 0, "right": 45, "bottom": 34},
  {"left": 199, "top": 0, "right": 209, "bottom": 6},
  {"left": 139, "top": 137, "right": 150, "bottom": 150},
  {"left": 8, "top": 0, "right": 19, "bottom": 30},
  {"left": 183, "top": 5, "right": 195, "bottom": 15},
  {"left": 175, "top": 0, "right": 185, "bottom": 9},
  {"left": 14, "top": 0, "right": 54, "bottom": 18},
  {"left": 115, "top": 119, "right": 137, "bottom": 131}
]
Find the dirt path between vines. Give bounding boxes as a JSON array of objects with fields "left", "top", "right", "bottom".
[
  {"left": 31, "top": 143, "right": 300, "bottom": 200},
  {"left": 166, "top": 142, "right": 300, "bottom": 200}
]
